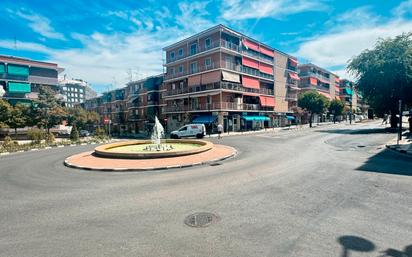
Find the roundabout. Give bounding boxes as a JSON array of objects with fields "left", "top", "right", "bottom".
[
  {"left": 64, "top": 117, "right": 236, "bottom": 171},
  {"left": 64, "top": 143, "right": 236, "bottom": 171}
]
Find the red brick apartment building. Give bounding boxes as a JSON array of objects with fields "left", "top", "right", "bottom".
[
  {"left": 162, "top": 25, "right": 300, "bottom": 132},
  {"left": 297, "top": 63, "right": 340, "bottom": 101}
]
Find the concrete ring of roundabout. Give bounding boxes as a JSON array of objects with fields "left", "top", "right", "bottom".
[{"left": 64, "top": 139, "right": 237, "bottom": 171}]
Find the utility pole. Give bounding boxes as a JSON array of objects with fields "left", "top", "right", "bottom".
[
  {"left": 349, "top": 83, "right": 353, "bottom": 125},
  {"left": 398, "top": 99, "right": 402, "bottom": 145}
]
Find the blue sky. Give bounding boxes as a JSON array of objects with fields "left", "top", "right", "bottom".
[{"left": 1, "top": 0, "right": 412, "bottom": 93}]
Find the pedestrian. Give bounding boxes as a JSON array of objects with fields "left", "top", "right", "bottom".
[
  {"left": 409, "top": 116, "right": 412, "bottom": 133},
  {"left": 382, "top": 114, "right": 388, "bottom": 125},
  {"left": 217, "top": 123, "right": 223, "bottom": 139}
]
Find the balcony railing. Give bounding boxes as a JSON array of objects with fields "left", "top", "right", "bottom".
[
  {"left": 166, "top": 40, "right": 240, "bottom": 64},
  {"left": 164, "top": 81, "right": 274, "bottom": 97},
  {"left": 163, "top": 101, "right": 269, "bottom": 113},
  {"left": 165, "top": 60, "right": 274, "bottom": 81}
]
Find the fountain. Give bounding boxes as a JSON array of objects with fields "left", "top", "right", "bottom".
[
  {"left": 65, "top": 116, "right": 237, "bottom": 170},
  {"left": 143, "top": 116, "right": 173, "bottom": 151},
  {"left": 92, "top": 116, "right": 215, "bottom": 159}
]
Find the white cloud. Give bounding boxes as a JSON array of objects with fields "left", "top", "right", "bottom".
[
  {"left": 0, "top": 1, "right": 216, "bottom": 89},
  {"left": 15, "top": 10, "right": 66, "bottom": 40},
  {"left": 295, "top": 3, "right": 412, "bottom": 80},
  {"left": 221, "top": 0, "right": 328, "bottom": 20},
  {"left": 392, "top": 0, "right": 412, "bottom": 17},
  {"left": 0, "top": 40, "right": 53, "bottom": 53}
]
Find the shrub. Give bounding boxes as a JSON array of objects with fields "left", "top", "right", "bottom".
[
  {"left": 70, "top": 124, "right": 79, "bottom": 142},
  {"left": 45, "top": 132, "right": 55, "bottom": 144},
  {"left": 27, "top": 128, "right": 45, "bottom": 144},
  {"left": 2, "top": 136, "right": 15, "bottom": 148}
]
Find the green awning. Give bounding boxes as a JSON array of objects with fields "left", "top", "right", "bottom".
[
  {"left": 8, "top": 98, "right": 32, "bottom": 106},
  {"left": 345, "top": 88, "right": 352, "bottom": 95},
  {"left": 7, "top": 65, "right": 29, "bottom": 76},
  {"left": 242, "top": 115, "right": 270, "bottom": 121},
  {"left": 0, "top": 63, "right": 5, "bottom": 74},
  {"left": 8, "top": 82, "right": 31, "bottom": 93}
]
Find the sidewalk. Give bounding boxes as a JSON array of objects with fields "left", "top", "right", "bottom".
[
  {"left": 386, "top": 132, "right": 412, "bottom": 156},
  {"left": 206, "top": 121, "right": 343, "bottom": 138}
]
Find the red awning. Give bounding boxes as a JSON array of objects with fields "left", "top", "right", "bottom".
[
  {"left": 259, "top": 63, "right": 273, "bottom": 75},
  {"left": 259, "top": 46, "right": 274, "bottom": 57},
  {"left": 242, "top": 38, "right": 259, "bottom": 52},
  {"left": 259, "top": 95, "right": 275, "bottom": 107},
  {"left": 288, "top": 72, "right": 300, "bottom": 81},
  {"left": 242, "top": 56, "right": 259, "bottom": 69},
  {"left": 319, "top": 91, "right": 332, "bottom": 99},
  {"left": 242, "top": 75, "right": 260, "bottom": 89},
  {"left": 310, "top": 77, "right": 318, "bottom": 85},
  {"left": 289, "top": 58, "right": 298, "bottom": 66}
]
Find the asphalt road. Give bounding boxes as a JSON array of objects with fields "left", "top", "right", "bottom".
[{"left": 0, "top": 121, "right": 411, "bottom": 257}]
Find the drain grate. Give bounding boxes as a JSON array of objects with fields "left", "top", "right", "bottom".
[
  {"left": 184, "top": 212, "right": 219, "bottom": 228},
  {"left": 209, "top": 162, "right": 222, "bottom": 166},
  {"left": 357, "top": 145, "right": 366, "bottom": 148}
]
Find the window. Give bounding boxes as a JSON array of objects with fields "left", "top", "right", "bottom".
[
  {"left": 170, "top": 51, "right": 175, "bottom": 61},
  {"left": 178, "top": 48, "right": 184, "bottom": 57},
  {"left": 169, "top": 67, "right": 175, "bottom": 75},
  {"left": 190, "top": 43, "right": 197, "bottom": 55},
  {"left": 179, "top": 126, "right": 188, "bottom": 131},
  {"left": 172, "top": 83, "right": 176, "bottom": 90},
  {"left": 178, "top": 65, "right": 184, "bottom": 73},
  {"left": 205, "top": 38, "right": 211, "bottom": 49},
  {"left": 205, "top": 58, "right": 212, "bottom": 68},
  {"left": 190, "top": 62, "right": 197, "bottom": 73},
  {"left": 179, "top": 82, "right": 184, "bottom": 89}
]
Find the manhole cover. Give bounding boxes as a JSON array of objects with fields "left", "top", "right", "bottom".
[
  {"left": 357, "top": 145, "right": 366, "bottom": 148},
  {"left": 184, "top": 212, "right": 219, "bottom": 228},
  {"left": 209, "top": 162, "right": 222, "bottom": 166}
]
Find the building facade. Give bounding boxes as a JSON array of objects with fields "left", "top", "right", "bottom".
[
  {"left": 298, "top": 63, "right": 340, "bottom": 101},
  {"left": 0, "top": 55, "right": 64, "bottom": 105},
  {"left": 82, "top": 75, "right": 164, "bottom": 135},
  {"left": 59, "top": 78, "right": 97, "bottom": 107},
  {"left": 162, "top": 25, "right": 299, "bottom": 132}
]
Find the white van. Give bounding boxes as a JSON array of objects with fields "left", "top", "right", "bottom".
[{"left": 170, "top": 124, "right": 206, "bottom": 139}]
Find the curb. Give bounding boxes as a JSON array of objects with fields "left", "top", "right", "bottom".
[
  {"left": 0, "top": 141, "right": 114, "bottom": 157},
  {"left": 63, "top": 147, "right": 238, "bottom": 172},
  {"left": 385, "top": 144, "right": 412, "bottom": 157}
]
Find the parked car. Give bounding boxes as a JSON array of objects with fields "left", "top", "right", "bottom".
[
  {"left": 170, "top": 124, "right": 206, "bottom": 139},
  {"left": 79, "top": 130, "right": 90, "bottom": 137}
]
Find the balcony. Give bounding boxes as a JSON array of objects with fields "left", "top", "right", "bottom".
[
  {"left": 285, "top": 93, "right": 298, "bottom": 101},
  {"left": 165, "top": 60, "right": 274, "bottom": 81},
  {"left": 166, "top": 40, "right": 240, "bottom": 64},
  {"left": 164, "top": 81, "right": 274, "bottom": 97},
  {"left": 163, "top": 101, "right": 269, "bottom": 113}
]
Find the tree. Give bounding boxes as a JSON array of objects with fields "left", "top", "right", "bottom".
[
  {"left": 0, "top": 99, "right": 12, "bottom": 128},
  {"left": 348, "top": 33, "right": 412, "bottom": 128},
  {"left": 298, "top": 91, "right": 330, "bottom": 127},
  {"left": 70, "top": 123, "right": 79, "bottom": 141},
  {"left": 8, "top": 104, "right": 28, "bottom": 139},
  {"left": 67, "top": 107, "right": 100, "bottom": 131},
  {"left": 329, "top": 99, "right": 345, "bottom": 123},
  {"left": 34, "top": 86, "right": 67, "bottom": 132}
]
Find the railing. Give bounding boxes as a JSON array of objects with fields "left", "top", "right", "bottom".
[
  {"left": 164, "top": 81, "right": 274, "bottom": 97},
  {"left": 299, "top": 72, "right": 331, "bottom": 83},
  {"left": 166, "top": 40, "right": 240, "bottom": 64},
  {"left": 163, "top": 101, "right": 268, "bottom": 113},
  {"left": 241, "top": 49, "right": 274, "bottom": 64},
  {"left": 165, "top": 59, "right": 274, "bottom": 81}
]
